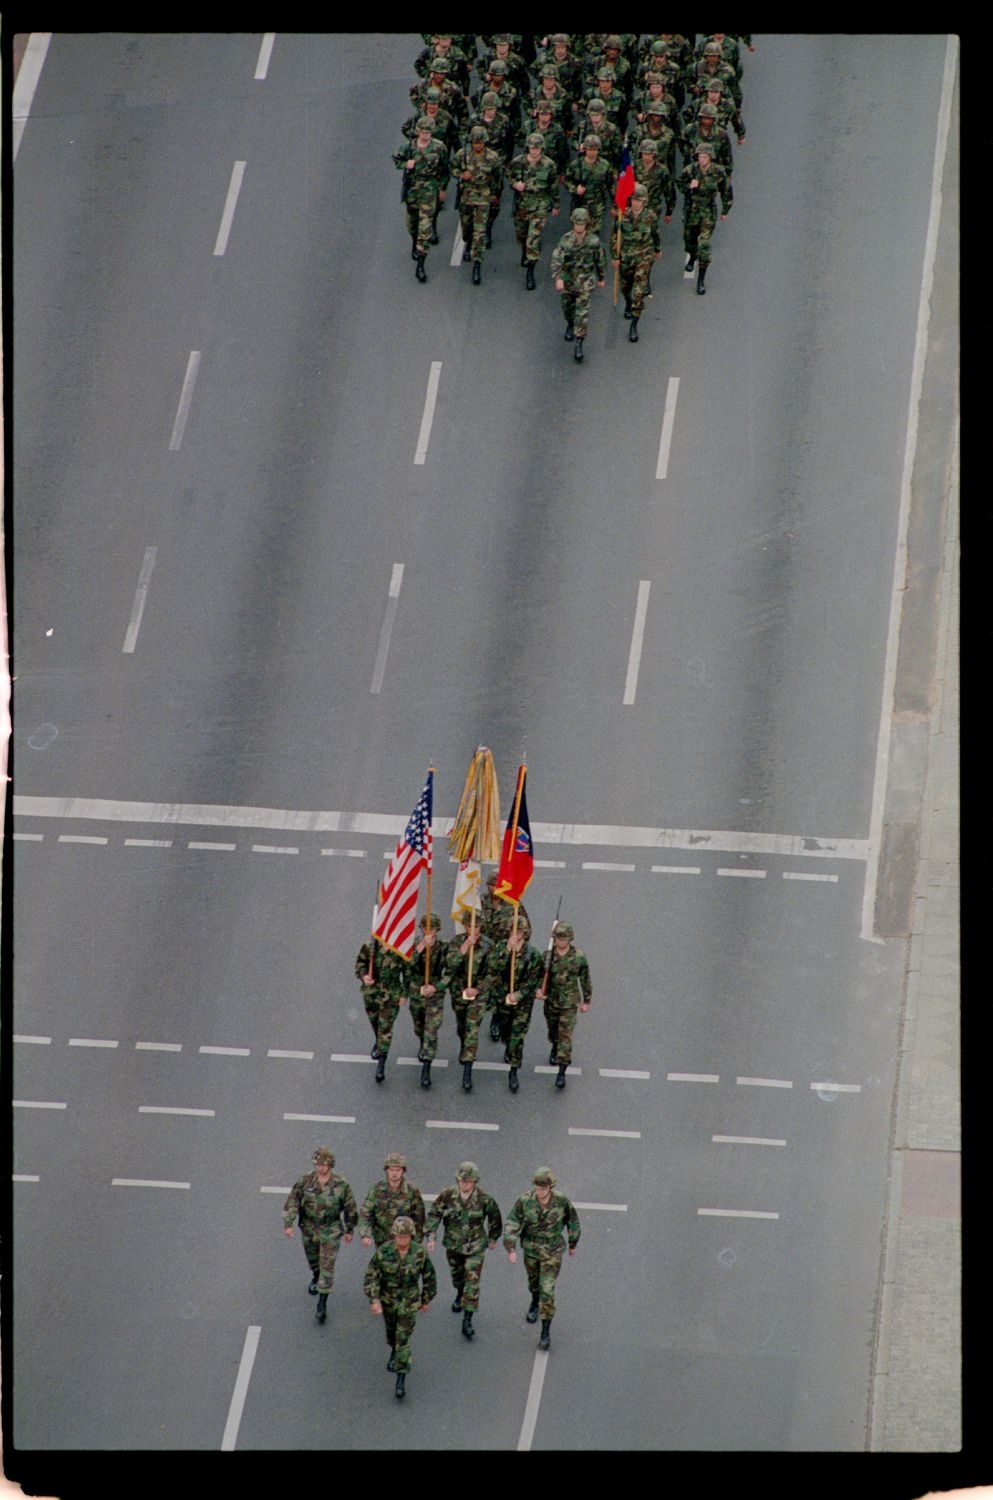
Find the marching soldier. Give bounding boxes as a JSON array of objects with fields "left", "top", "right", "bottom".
[
  {"left": 484, "top": 924, "right": 544, "bottom": 1092},
  {"left": 283, "top": 1147, "right": 358, "bottom": 1325},
  {"left": 550, "top": 206, "right": 606, "bottom": 363},
  {"left": 410, "top": 55, "right": 469, "bottom": 132},
  {"left": 534, "top": 33, "right": 584, "bottom": 111},
  {"left": 394, "top": 117, "right": 449, "bottom": 283},
  {"left": 633, "top": 137, "right": 675, "bottom": 225},
  {"left": 563, "top": 134, "right": 615, "bottom": 235},
  {"left": 442, "top": 921, "right": 488, "bottom": 1092},
  {"left": 537, "top": 920, "right": 593, "bottom": 1085},
  {"left": 355, "top": 935, "right": 411, "bottom": 1083},
  {"left": 414, "top": 33, "right": 472, "bottom": 95},
  {"left": 425, "top": 1162, "right": 502, "bottom": 1341},
  {"left": 530, "top": 98, "right": 570, "bottom": 177},
  {"left": 457, "top": 125, "right": 504, "bottom": 282},
  {"left": 359, "top": 1152, "right": 426, "bottom": 1248},
  {"left": 480, "top": 870, "right": 531, "bottom": 951},
  {"left": 575, "top": 98, "right": 623, "bottom": 169},
  {"left": 409, "top": 912, "right": 447, "bottom": 1088},
  {"left": 612, "top": 183, "right": 661, "bottom": 343},
  {"left": 510, "top": 132, "right": 561, "bottom": 289},
  {"left": 504, "top": 1168, "right": 581, "bottom": 1351},
  {"left": 682, "top": 101, "right": 734, "bottom": 179},
  {"left": 364, "top": 1215, "right": 437, "bottom": 1399},
  {"left": 679, "top": 144, "right": 732, "bottom": 295}
]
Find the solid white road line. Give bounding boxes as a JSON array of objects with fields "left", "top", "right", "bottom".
[
  {"left": 426, "top": 1120, "right": 499, "bottom": 1131},
  {"left": 188, "top": 841, "right": 236, "bottom": 851},
  {"left": 59, "top": 835, "right": 107, "bottom": 844},
  {"left": 267, "top": 1050, "right": 314, "bottom": 1060},
  {"left": 283, "top": 1113, "right": 356, "bottom": 1123},
  {"left": 122, "top": 546, "right": 158, "bottom": 653},
  {"left": 698, "top": 1208, "right": 779, "bottom": 1220},
  {"left": 13, "top": 796, "right": 868, "bottom": 861},
  {"left": 370, "top": 563, "right": 405, "bottom": 695},
  {"left": 651, "top": 864, "right": 700, "bottom": 874},
  {"left": 568, "top": 1127, "right": 641, "bottom": 1139},
  {"left": 169, "top": 351, "right": 201, "bottom": 451},
  {"left": 861, "top": 35, "right": 958, "bottom": 944},
  {"left": 213, "top": 161, "right": 246, "bottom": 256},
  {"left": 200, "top": 1046, "right": 251, "bottom": 1056},
  {"left": 713, "top": 1135, "right": 786, "bottom": 1147},
  {"left": 14, "top": 1036, "right": 51, "bottom": 1045},
  {"left": 125, "top": 839, "right": 172, "bottom": 847},
  {"left": 717, "top": 867, "right": 766, "bottom": 878},
  {"left": 599, "top": 1069, "right": 650, "bottom": 1080},
  {"left": 622, "top": 580, "right": 651, "bottom": 706},
  {"left": 574, "top": 1202, "right": 628, "bottom": 1212},
  {"left": 252, "top": 844, "right": 299, "bottom": 855},
  {"left": 811, "top": 1081, "right": 861, "bottom": 1093},
  {"left": 655, "top": 376, "right": 680, "bottom": 479},
  {"left": 13, "top": 1100, "right": 66, "bottom": 1110},
  {"left": 413, "top": 362, "right": 442, "bottom": 464},
  {"left": 221, "top": 1326, "right": 262, "bottom": 1451},
  {"left": 113, "top": 1178, "right": 190, "bottom": 1189},
  {"left": 582, "top": 861, "right": 635, "bottom": 872},
  {"left": 12, "top": 33, "right": 52, "bottom": 160},
  {"left": 136, "top": 1042, "right": 182, "bottom": 1051},
  {"left": 517, "top": 1349, "right": 550, "bottom": 1451},
  {"left": 68, "top": 1038, "right": 118, "bottom": 1048},
  {"left": 736, "top": 1077, "right": 792, "bottom": 1089},
  {"left": 139, "top": 1106, "right": 215, "bottom": 1116},
  {"left": 783, "top": 871, "right": 838, "bottom": 881},
  {"left": 254, "top": 35, "right": 275, "bottom": 79},
  {"left": 667, "top": 1072, "right": 718, "bottom": 1083}
]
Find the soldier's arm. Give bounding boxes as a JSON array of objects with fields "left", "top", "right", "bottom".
[
  {"left": 356, "top": 943, "right": 373, "bottom": 980},
  {"left": 486, "top": 1194, "right": 504, "bottom": 1244},
  {"left": 578, "top": 953, "right": 593, "bottom": 1005},
  {"left": 566, "top": 1197, "right": 582, "bottom": 1250},
  {"left": 421, "top": 1250, "right": 438, "bottom": 1305},
  {"left": 720, "top": 171, "right": 733, "bottom": 214},
  {"left": 411, "top": 1188, "right": 427, "bottom": 1239},
  {"left": 503, "top": 1197, "right": 525, "bottom": 1251},
  {"left": 342, "top": 1182, "right": 359, "bottom": 1233},
  {"left": 362, "top": 1255, "right": 381, "bottom": 1303},
  {"left": 424, "top": 1190, "right": 445, "bottom": 1239},
  {"left": 282, "top": 1179, "right": 301, "bottom": 1228},
  {"left": 356, "top": 1185, "right": 377, "bottom": 1241}
]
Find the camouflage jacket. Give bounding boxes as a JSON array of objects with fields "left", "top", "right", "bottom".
[
  {"left": 470, "top": 81, "right": 519, "bottom": 125},
  {"left": 480, "top": 891, "right": 531, "bottom": 944},
  {"left": 441, "top": 938, "right": 489, "bottom": 999},
  {"left": 363, "top": 1240, "right": 437, "bottom": 1310},
  {"left": 463, "top": 109, "right": 515, "bottom": 164},
  {"left": 626, "top": 121, "right": 677, "bottom": 171},
  {"left": 633, "top": 156, "right": 676, "bottom": 215},
  {"left": 541, "top": 943, "right": 594, "bottom": 1006},
  {"left": 681, "top": 122, "right": 732, "bottom": 174},
  {"left": 425, "top": 1184, "right": 503, "bottom": 1252},
  {"left": 550, "top": 229, "right": 607, "bottom": 288},
  {"left": 678, "top": 160, "right": 732, "bottom": 217},
  {"left": 533, "top": 47, "right": 585, "bottom": 102},
  {"left": 503, "top": 1189, "right": 581, "bottom": 1252},
  {"left": 509, "top": 151, "right": 559, "bottom": 213},
  {"left": 574, "top": 114, "right": 623, "bottom": 168},
  {"left": 355, "top": 942, "right": 411, "bottom": 1002},
  {"left": 414, "top": 44, "right": 472, "bottom": 91},
  {"left": 409, "top": 936, "right": 448, "bottom": 998},
  {"left": 481, "top": 938, "right": 544, "bottom": 1007},
  {"left": 393, "top": 138, "right": 450, "bottom": 205},
  {"left": 358, "top": 1179, "right": 426, "bottom": 1245},
  {"left": 683, "top": 94, "right": 745, "bottom": 141},
  {"left": 528, "top": 117, "right": 570, "bottom": 175},
  {"left": 456, "top": 144, "right": 505, "bottom": 204},
  {"left": 401, "top": 105, "right": 460, "bottom": 156},
  {"left": 563, "top": 153, "right": 615, "bottom": 216},
  {"left": 410, "top": 76, "right": 468, "bottom": 128},
  {"left": 582, "top": 85, "right": 626, "bottom": 131},
  {"left": 692, "top": 60, "right": 742, "bottom": 110},
  {"left": 283, "top": 1171, "right": 358, "bottom": 1238}
]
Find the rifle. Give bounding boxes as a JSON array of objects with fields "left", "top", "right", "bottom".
[
  {"left": 454, "top": 140, "right": 470, "bottom": 210},
  {"left": 538, "top": 895, "right": 563, "bottom": 1000}
]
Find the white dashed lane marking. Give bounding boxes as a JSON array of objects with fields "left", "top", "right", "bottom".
[
  {"left": 168, "top": 351, "right": 201, "bottom": 451},
  {"left": 68, "top": 1038, "right": 118, "bottom": 1048},
  {"left": 188, "top": 841, "right": 236, "bottom": 851},
  {"left": 574, "top": 1202, "right": 628, "bottom": 1212},
  {"left": 717, "top": 867, "right": 766, "bottom": 878},
  {"left": 267, "top": 1050, "right": 315, "bottom": 1060},
  {"left": 139, "top": 1106, "right": 215, "bottom": 1117},
  {"left": 13, "top": 1035, "right": 51, "bottom": 1045},
  {"left": 652, "top": 864, "right": 700, "bottom": 874},
  {"left": 213, "top": 161, "right": 246, "bottom": 256},
  {"left": 713, "top": 1135, "right": 786, "bottom": 1147},
  {"left": 13, "top": 1100, "right": 67, "bottom": 1110},
  {"left": 136, "top": 1042, "right": 182, "bottom": 1051},
  {"left": 251, "top": 844, "right": 299, "bottom": 855},
  {"left": 283, "top": 1113, "right": 356, "bottom": 1123},
  {"left": 14, "top": 1175, "right": 40, "bottom": 1183},
  {"left": 58, "top": 835, "right": 107, "bottom": 845},
  {"left": 599, "top": 1069, "right": 650, "bottom": 1080},
  {"left": 200, "top": 1046, "right": 251, "bottom": 1056},
  {"left": 568, "top": 1127, "right": 641, "bottom": 1139},
  {"left": 655, "top": 375, "right": 680, "bottom": 480},
  {"left": 426, "top": 1120, "right": 499, "bottom": 1131},
  {"left": 413, "top": 362, "right": 442, "bottom": 465},
  {"left": 112, "top": 1178, "right": 190, "bottom": 1190},
  {"left": 737, "top": 1077, "right": 792, "bottom": 1089},
  {"left": 254, "top": 34, "right": 275, "bottom": 79},
  {"left": 125, "top": 839, "right": 172, "bottom": 848},
  {"left": 668, "top": 1072, "right": 719, "bottom": 1083},
  {"left": 122, "top": 546, "right": 157, "bottom": 653},
  {"left": 698, "top": 1208, "right": 780, "bottom": 1220}
]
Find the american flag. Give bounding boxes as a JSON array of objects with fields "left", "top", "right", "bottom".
[{"left": 372, "top": 772, "right": 433, "bottom": 957}]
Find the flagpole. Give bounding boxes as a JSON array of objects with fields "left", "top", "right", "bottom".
[
  {"left": 467, "top": 905, "right": 477, "bottom": 990},
  {"left": 366, "top": 882, "right": 380, "bottom": 982},
  {"left": 506, "top": 765, "right": 526, "bottom": 996},
  {"left": 424, "top": 765, "right": 436, "bottom": 986}
]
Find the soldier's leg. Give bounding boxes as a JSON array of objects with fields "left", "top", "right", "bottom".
[
  {"left": 561, "top": 292, "right": 576, "bottom": 339},
  {"left": 460, "top": 1247, "right": 486, "bottom": 1311},
  {"left": 452, "top": 998, "right": 468, "bottom": 1046},
  {"left": 684, "top": 212, "right": 699, "bottom": 264},
  {"left": 376, "top": 997, "right": 400, "bottom": 1058},
  {"left": 393, "top": 1309, "right": 418, "bottom": 1373},
  {"left": 405, "top": 204, "right": 420, "bottom": 258},
  {"left": 545, "top": 998, "right": 561, "bottom": 1047},
  {"left": 523, "top": 1248, "right": 543, "bottom": 1310},
  {"left": 554, "top": 1003, "right": 579, "bottom": 1065},
  {"left": 459, "top": 204, "right": 473, "bottom": 259},
  {"left": 697, "top": 217, "right": 715, "bottom": 265},
  {"left": 363, "top": 992, "right": 381, "bottom": 1051},
  {"left": 572, "top": 282, "right": 593, "bottom": 339},
  {"left": 630, "top": 260, "right": 650, "bottom": 317},
  {"left": 415, "top": 199, "right": 434, "bottom": 256},
  {"left": 316, "top": 1236, "right": 339, "bottom": 1296},
  {"left": 514, "top": 208, "right": 528, "bottom": 263},
  {"left": 422, "top": 996, "right": 444, "bottom": 1061},
  {"left": 383, "top": 1302, "right": 399, "bottom": 1359},
  {"left": 408, "top": 995, "right": 426, "bottom": 1047},
  {"left": 620, "top": 262, "right": 634, "bottom": 315},
  {"left": 538, "top": 1245, "right": 565, "bottom": 1321},
  {"left": 507, "top": 1000, "right": 534, "bottom": 1068},
  {"left": 471, "top": 203, "right": 488, "bottom": 262},
  {"left": 460, "top": 997, "right": 485, "bottom": 1062},
  {"left": 486, "top": 189, "right": 501, "bottom": 246},
  {"left": 302, "top": 1227, "right": 321, "bottom": 1286},
  {"left": 525, "top": 212, "right": 546, "bottom": 264},
  {"left": 446, "top": 1248, "right": 466, "bottom": 1305}
]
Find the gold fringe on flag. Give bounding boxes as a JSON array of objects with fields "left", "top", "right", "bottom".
[{"left": 447, "top": 746, "right": 501, "bottom": 865}]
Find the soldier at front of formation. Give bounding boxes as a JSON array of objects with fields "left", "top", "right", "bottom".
[
  {"left": 613, "top": 183, "right": 661, "bottom": 344},
  {"left": 442, "top": 920, "right": 488, "bottom": 1092},
  {"left": 408, "top": 912, "right": 448, "bottom": 1089},
  {"left": 355, "top": 935, "right": 411, "bottom": 1082},
  {"left": 457, "top": 125, "right": 504, "bottom": 283},
  {"left": 504, "top": 1168, "right": 581, "bottom": 1351},
  {"left": 425, "top": 1162, "right": 503, "bottom": 1341},
  {"left": 393, "top": 117, "right": 449, "bottom": 283},
  {"left": 283, "top": 1147, "right": 358, "bottom": 1325},
  {"left": 678, "top": 144, "right": 731, "bottom": 295},
  {"left": 484, "top": 924, "right": 544, "bottom": 1092},
  {"left": 364, "top": 1215, "right": 437, "bottom": 1399},
  {"left": 550, "top": 206, "right": 607, "bottom": 364},
  {"left": 510, "top": 133, "right": 561, "bottom": 289},
  {"left": 358, "top": 1152, "right": 426, "bottom": 1249},
  {"left": 537, "top": 920, "right": 593, "bottom": 1085},
  {"left": 564, "top": 134, "right": 615, "bottom": 236}
]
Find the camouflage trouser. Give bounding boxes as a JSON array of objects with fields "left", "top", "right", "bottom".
[
  {"left": 524, "top": 1243, "right": 565, "bottom": 1320},
  {"left": 382, "top": 1302, "right": 419, "bottom": 1374},
  {"left": 445, "top": 1245, "right": 487, "bottom": 1310},
  {"left": 374, "top": 997, "right": 402, "bottom": 1058},
  {"left": 454, "top": 994, "right": 488, "bottom": 1063},
  {"left": 561, "top": 274, "right": 597, "bottom": 337},
  {"left": 506, "top": 997, "right": 535, "bottom": 1068},
  {"left": 409, "top": 992, "right": 445, "bottom": 1060},
  {"left": 459, "top": 201, "right": 490, "bottom": 261},
  {"left": 545, "top": 999, "right": 580, "bottom": 1065},
  {"left": 513, "top": 207, "right": 549, "bottom": 262},
  {"left": 363, "top": 989, "right": 380, "bottom": 1043},
  {"left": 405, "top": 194, "right": 438, "bottom": 256},
  {"left": 683, "top": 211, "right": 716, "bottom": 264},
  {"left": 301, "top": 1227, "right": 343, "bottom": 1295},
  {"left": 620, "top": 255, "right": 654, "bottom": 315}
]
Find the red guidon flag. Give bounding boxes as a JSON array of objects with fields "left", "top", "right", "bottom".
[
  {"left": 372, "top": 771, "right": 433, "bottom": 957},
  {"left": 614, "top": 144, "right": 635, "bottom": 214},
  {"left": 493, "top": 765, "right": 534, "bottom": 906}
]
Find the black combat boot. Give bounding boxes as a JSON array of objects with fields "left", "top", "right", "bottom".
[
  {"left": 485, "top": 220, "right": 494, "bottom": 248},
  {"left": 308, "top": 1271, "right": 319, "bottom": 1295},
  {"left": 472, "top": 260, "right": 482, "bottom": 284},
  {"left": 526, "top": 1299, "right": 540, "bottom": 1323},
  {"left": 315, "top": 1293, "right": 328, "bottom": 1324},
  {"left": 411, "top": 236, "right": 419, "bottom": 261},
  {"left": 375, "top": 1055, "right": 386, "bottom": 1083},
  {"left": 629, "top": 317, "right": 639, "bottom": 342},
  {"left": 461, "top": 1310, "right": 475, "bottom": 1340},
  {"left": 520, "top": 244, "right": 528, "bottom": 267},
  {"left": 462, "top": 241, "right": 471, "bottom": 262},
  {"left": 526, "top": 262, "right": 536, "bottom": 290},
  {"left": 573, "top": 338, "right": 584, "bottom": 363},
  {"left": 623, "top": 295, "right": 632, "bottom": 319},
  {"left": 420, "top": 1060, "right": 432, "bottom": 1088},
  {"left": 430, "top": 213, "right": 440, "bottom": 245},
  {"left": 387, "top": 1348, "right": 397, "bottom": 1372},
  {"left": 417, "top": 1039, "right": 427, "bottom": 1062},
  {"left": 508, "top": 1066, "right": 519, "bottom": 1092},
  {"left": 685, "top": 253, "right": 695, "bottom": 272},
  {"left": 370, "top": 1042, "right": 379, "bottom": 1060},
  {"left": 395, "top": 1373, "right": 406, "bottom": 1398},
  {"left": 415, "top": 254, "right": 427, "bottom": 283},
  {"left": 555, "top": 1063, "right": 568, "bottom": 1089},
  {"left": 503, "top": 1046, "right": 511, "bottom": 1063},
  {"left": 452, "top": 1285, "right": 463, "bottom": 1312},
  {"left": 563, "top": 321, "right": 575, "bottom": 342},
  {"left": 490, "top": 1017, "right": 502, "bottom": 1041},
  {"left": 462, "top": 1061, "right": 473, "bottom": 1092},
  {"left": 549, "top": 1042, "right": 558, "bottom": 1065},
  {"left": 539, "top": 1319, "right": 551, "bottom": 1350},
  {"left": 697, "top": 263, "right": 707, "bottom": 295}
]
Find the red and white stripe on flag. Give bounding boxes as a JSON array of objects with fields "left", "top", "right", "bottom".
[{"left": 372, "top": 773, "right": 433, "bottom": 958}]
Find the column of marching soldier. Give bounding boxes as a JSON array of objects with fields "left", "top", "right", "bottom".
[{"left": 396, "top": 32, "right": 752, "bottom": 360}]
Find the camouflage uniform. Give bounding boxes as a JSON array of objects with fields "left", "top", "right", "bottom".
[
  {"left": 483, "top": 934, "right": 544, "bottom": 1070},
  {"left": 363, "top": 1221, "right": 437, "bottom": 1378},
  {"left": 355, "top": 940, "right": 411, "bottom": 1064},
  {"left": 627, "top": 103, "right": 678, "bottom": 178},
  {"left": 614, "top": 193, "right": 660, "bottom": 322},
  {"left": 534, "top": 37, "right": 585, "bottom": 107},
  {"left": 466, "top": 95, "right": 516, "bottom": 163},
  {"left": 550, "top": 215, "right": 607, "bottom": 345},
  {"left": 683, "top": 81, "right": 745, "bottom": 146},
  {"left": 530, "top": 109, "right": 570, "bottom": 175},
  {"left": 678, "top": 155, "right": 732, "bottom": 270},
  {"left": 510, "top": 143, "right": 560, "bottom": 267},
  {"left": 540, "top": 923, "right": 594, "bottom": 1067},
  {"left": 442, "top": 935, "right": 490, "bottom": 1064},
  {"left": 401, "top": 98, "right": 459, "bottom": 157},
  {"left": 575, "top": 105, "right": 623, "bottom": 169},
  {"left": 393, "top": 132, "right": 449, "bottom": 263},
  {"left": 480, "top": 885, "right": 531, "bottom": 947},
  {"left": 633, "top": 141, "right": 676, "bottom": 220},
  {"left": 283, "top": 1150, "right": 358, "bottom": 1299},
  {"left": 563, "top": 147, "right": 615, "bottom": 235},
  {"left": 410, "top": 67, "right": 469, "bottom": 131},
  {"left": 504, "top": 1170, "right": 581, "bottom": 1336},
  {"left": 358, "top": 1158, "right": 426, "bottom": 1247},
  {"left": 414, "top": 40, "right": 472, "bottom": 93},
  {"left": 682, "top": 114, "right": 733, "bottom": 177},
  {"left": 457, "top": 132, "right": 505, "bottom": 267},
  {"left": 692, "top": 56, "right": 742, "bottom": 112},
  {"left": 408, "top": 916, "right": 448, "bottom": 1064},
  {"left": 425, "top": 1165, "right": 502, "bottom": 1318}
]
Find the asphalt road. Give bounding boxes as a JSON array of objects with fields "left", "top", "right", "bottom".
[{"left": 10, "top": 32, "right": 954, "bottom": 1459}]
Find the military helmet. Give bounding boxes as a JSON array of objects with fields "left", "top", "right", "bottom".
[
  {"left": 527, "top": 132, "right": 545, "bottom": 148},
  {"left": 492, "top": 32, "right": 512, "bottom": 44},
  {"left": 570, "top": 208, "right": 590, "bottom": 225},
  {"left": 699, "top": 102, "right": 719, "bottom": 120},
  {"left": 392, "top": 1215, "right": 416, "bottom": 1236},
  {"left": 486, "top": 871, "right": 499, "bottom": 886},
  {"left": 419, "top": 911, "right": 442, "bottom": 930},
  {"left": 639, "top": 137, "right": 659, "bottom": 154},
  {"left": 596, "top": 65, "right": 616, "bottom": 81},
  {"left": 429, "top": 57, "right": 450, "bottom": 73},
  {"left": 632, "top": 184, "right": 649, "bottom": 201},
  {"left": 540, "top": 63, "right": 560, "bottom": 79},
  {"left": 583, "top": 134, "right": 601, "bottom": 150},
  {"left": 535, "top": 100, "right": 554, "bottom": 115},
  {"left": 469, "top": 125, "right": 487, "bottom": 142},
  {"left": 703, "top": 41, "right": 722, "bottom": 57},
  {"left": 643, "top": 72, "right": 663, "bottom": 85},
  {"left": 604, "top": 34, "right": 622, "bottom": 49},
  {"left": 645, "top": 101, "right": 669, "bottom": 117},
  {"left": 705, "top": 77, "right": 725, "bottom": 92},
  {"left": 481, "top": 90, "right": 500, "bottom": 108},
  {"left": 416, "top": 115, "right": 434, "bottom": 132},
  {"left": 488, "top": 59, "right": 508, "bottom": 75},
  {"left": 553, "top": 920, "right": 575, "bottom": 939},
  {"left": 696, "top": 143, "right": 713, "bottom": 156},
  {"left": 650, "top": 40, "right": 668, "bottom": 55},
  {"left": 456, "top": 1161, "right": 480, "bottom": 1181},
  {"left": 424, "top": 86, "right": 442, "bottom": 102},
  {"left": 550, "top": 32, "right": 569, "bottom": 46},
  {"left": 313, "top": 1147, "right": 335, "bottom": 1166},
  {"left": 384, "top": 1152, "right": 407, "bottom": 1169},
  {"left": 532, "top": 1168, "right": 556, "bottom": 1187},
  {"left": 586, "top": 98, "right": 606, "bottom": 114}
]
